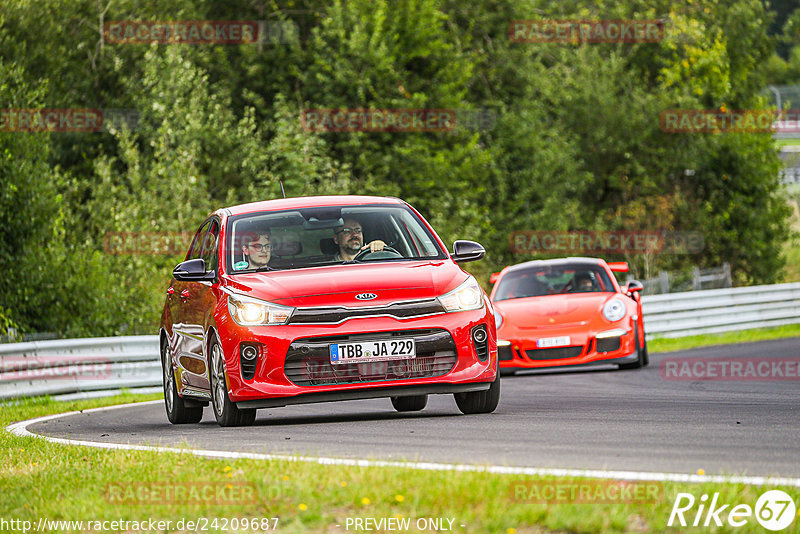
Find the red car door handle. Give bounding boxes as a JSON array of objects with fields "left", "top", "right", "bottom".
[
  {"left": 167, "top": 287, "right": 175, "bottom": 296},
  {"left": 180, "top": 289, "right": 190, "bottom": 299}
]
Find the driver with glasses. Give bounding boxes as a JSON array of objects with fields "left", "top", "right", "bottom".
[
  {"left": 234, "top": 228, "right": 274, "bottom": 270},
  {"left": 333, "top": 218, "right": 386, "bottom": 261}
]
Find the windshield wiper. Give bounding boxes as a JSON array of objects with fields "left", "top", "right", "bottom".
[{"left": 252, "top": 266, "right": 278, "bottom": 272}]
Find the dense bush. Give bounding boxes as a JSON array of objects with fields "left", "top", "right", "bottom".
[{"left": 0, "top": 0, "right": 793, "bottom": 336}]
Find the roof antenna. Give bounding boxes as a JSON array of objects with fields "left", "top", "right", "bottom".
[{"left": 279, "top": 180, "right": 286, "bottom": 198}]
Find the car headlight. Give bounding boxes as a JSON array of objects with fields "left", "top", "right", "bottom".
[
  {"left": 602, "top": 299, "right": 626, "bottom": 322},
  {"left": 494, "top": 311, "right": 503, "bottom": 329},
  {"left": 438, "top": 276, "right": 484, "bottom": 312},
  {"left": 227, "top": 293, "right": 293, "bottom": 326}
]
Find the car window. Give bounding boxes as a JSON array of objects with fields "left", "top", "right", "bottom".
[
  {"left": 186, "top": 220, "right": 211, "bottom": 261},
  {"left": 200, "top": 219, "right": 219, "bottom": 271},
  {"left": 494, "top": 264, "right": 615, "bottom": 301},
  {"left": 226, "top": 204, "right": 446, "bottom": 273}
]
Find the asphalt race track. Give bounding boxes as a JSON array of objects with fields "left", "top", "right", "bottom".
[{"left": 25, "top": 338, "right": 800, "bottom": 478}]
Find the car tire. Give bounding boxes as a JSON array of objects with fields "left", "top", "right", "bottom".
[
  {"left": 499, "top": 368, "right": 517, "bottom": 377},
  {"left": 619, "top": 328, "right": 648, "bottom": 370},
  {"left": 209, "top": 334, "right": 256, "bottom": 427},
  {"left": 640, "top": 339, "right": 649, "bottom": 367},
  {"left": 162, "top": 339, "right": 203, "bottom": 424},
  {"left": 390, "top": 395, "right": 428, "bottom": 412},
  {"left": 454, "top": 372, "right": 500, "bottom": 415}
]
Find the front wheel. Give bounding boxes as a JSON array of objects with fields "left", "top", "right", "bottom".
[
  {"left": 391, "top": 395, "right": 428, "bottom": 412},
  {"left": 619, "top": 329, "right": 648, "bottom": 370},
  {"left": 162, "top": 340, "right": 203, "bottom": 424},
  {"left": 209, "top": 335, "right": 256, "bottom": 427},
  {"left": 454, "top": 376, "right": 500, "bottom": 415}
]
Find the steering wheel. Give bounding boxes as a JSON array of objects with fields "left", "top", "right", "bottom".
[{"left": 352, "top": 245, "right": 403, "bottom": 261}]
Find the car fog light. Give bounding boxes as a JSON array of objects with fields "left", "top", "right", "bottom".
[
  {"left": 473, "top": 328, "right": 487, "bottom": 343},
  {"left": 242, "top": 345, "right": 258, "bottom": 360}
]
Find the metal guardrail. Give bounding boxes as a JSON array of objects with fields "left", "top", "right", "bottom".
[
  {"left": 0, "top": 335, "right": 159, "bottom": 401},
  {"left": 1, "top": 283, "right": 800, "bottom": 399},
  {"left": 642, "top": 282, "right": 800, "bottom": 338}
]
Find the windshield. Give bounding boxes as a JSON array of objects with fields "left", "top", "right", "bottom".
[
  {"left": 225, "top": 204, "right": 446, "bottom": 273},
  {"left": 494, "top": 263, "right": 615, "bottom": 301}
]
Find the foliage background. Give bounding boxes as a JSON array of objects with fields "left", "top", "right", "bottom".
[{"left": 0, "top": 0, "right": 795, "bottom": 337}]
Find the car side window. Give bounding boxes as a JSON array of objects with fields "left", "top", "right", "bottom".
[
  {"left": 200, "top": 220, "right": 220, "bottom": 272},
  {"left": 186, "top": 221, "right": 211, "bottom": 260}
]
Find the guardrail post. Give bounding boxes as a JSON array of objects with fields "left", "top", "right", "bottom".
[{"left": 659, "top": 271, "right": 670, "bottom": 294}]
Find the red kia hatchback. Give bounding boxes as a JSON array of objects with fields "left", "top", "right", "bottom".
[{"left": 160, "top": 196, "right": 499, "bottom": 426}]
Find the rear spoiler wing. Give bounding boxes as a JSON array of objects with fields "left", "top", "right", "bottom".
[{"left": 607, "top": 262, "right": 629, "bottom": 273}]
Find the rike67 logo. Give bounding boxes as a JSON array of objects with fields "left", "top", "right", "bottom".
[{"left": 668, "top": 490, "right": 796, "bottom": 531}]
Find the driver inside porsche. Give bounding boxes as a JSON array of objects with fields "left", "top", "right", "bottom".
[
  {"left": 333, "top": 217, "right": 386, "bottom": 261},
  {"left": 572, "top": 271, "right": 596, "bottom": 292}
]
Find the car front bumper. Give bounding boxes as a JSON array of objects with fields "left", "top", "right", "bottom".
[
  {"left": 498, "top": 321, "right": 639, "bottom": 370},
  {"left": 217, "top": 309, "right": 497, "bottom": 403}
]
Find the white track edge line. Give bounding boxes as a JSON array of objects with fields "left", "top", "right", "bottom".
[{"left": 6, "top": 400, "right": 800, "bottom": 488}]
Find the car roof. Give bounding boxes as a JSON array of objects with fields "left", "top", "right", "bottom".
[
  {"left": 223, "top": 195, "right": 405, "bottom": 217},
  {"left": 503, "top": 257, "right": 607, "bottom": 275}
]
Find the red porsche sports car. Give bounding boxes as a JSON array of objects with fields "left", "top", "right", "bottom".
[
  {"left": 160, "top": 195, "right": 499, "bottom": 426},
  {"left": 489, "top": 257, "right": 648, "bottom": 374}
]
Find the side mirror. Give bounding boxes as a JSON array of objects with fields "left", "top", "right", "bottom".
[
  {"left": 624, "top": 280, "right": 643, "bottom": 293},
  {"left": 173, "top": 259, "right": 216, "bottom": 281},
  {"left": 451, "top": 240, "right": 485, "bottom": 263},
  {"left": 489, "top": 272, "right": 500, "bottom": 284}
]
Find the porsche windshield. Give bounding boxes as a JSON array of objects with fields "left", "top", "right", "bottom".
[
  {"left": 494, "top": 263, "right": 615, "bottom": 301},
  {"left": 226, "top": 204, "right": 446, "bottom": 273}
]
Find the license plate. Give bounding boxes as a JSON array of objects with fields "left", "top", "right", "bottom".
[
  {"left": 330, "top": 338, "right": 416, "bottom": 365},
  {"left": 537, "top": 336, "right": 570, "bottom": 348}
]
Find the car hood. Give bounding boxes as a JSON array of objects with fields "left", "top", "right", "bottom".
[
  {"left": 494, "top": 292, "right": 622, "bottom": 329},
  {"left": 222, "top": 260, "right": 465, "bottom": 308}
]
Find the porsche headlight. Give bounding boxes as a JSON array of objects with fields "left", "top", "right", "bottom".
[
  {"left": 602, "top": 299, "right": 626, "bottom": 322},
  {"left": 495, "top": 311, "right": 504, "bottom": 329},
  {"left": 227, "top": 293, "right": 293, "bottom": 326},
  {"left": 438, "top": 276, "right": 484, "bottom": 312}
]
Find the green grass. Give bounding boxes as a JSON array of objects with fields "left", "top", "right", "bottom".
[
  {"left": 2, "top": 394, "right": 800, "bottom": 533},
  {"left": 775, "top": 138, "right": 800, "bottom": 147},
  {"left": 648, "top": 323, "right": 800, "bottom": 353},
  {"left": 782, "top": 190, "right": 800, "bottom": 282}
]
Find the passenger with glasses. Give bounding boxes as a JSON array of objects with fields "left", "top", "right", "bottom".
[
  {"left": 234, "top": 229, "right": 274, "bottom": 270},
  {"left": 332, "top": 218, "right": 386, "bottom": 261}
]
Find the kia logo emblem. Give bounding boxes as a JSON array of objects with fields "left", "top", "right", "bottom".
[{"left": 355, "top": 293, "right": 377, "bottom": 300}]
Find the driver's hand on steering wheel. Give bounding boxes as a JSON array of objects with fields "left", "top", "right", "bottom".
[{"left": 361, "top": 240, "right": 386, "bottom": 253}]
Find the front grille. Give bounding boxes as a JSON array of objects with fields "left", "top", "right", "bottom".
[
  {"left": 596, "top": 336, "right": 621, "bottom": 353},
  {"left": 284, "top": 329, "right": 457, "bottom": 386},
  {"left": 498, "top": 345, "right": 514, "bottom": 361},
  {"left": 525, "top": 345, "right": 583, "bottom": 360},
  {"left": 287, "top": 299, "right": 446, "bottom": 325}
]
